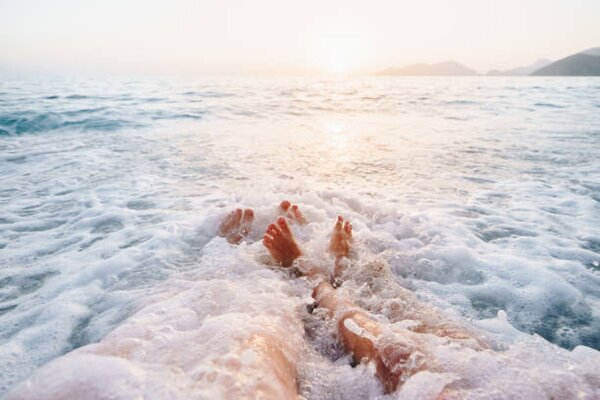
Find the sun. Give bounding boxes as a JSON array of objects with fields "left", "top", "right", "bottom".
[
  {"left": 318, "top": 41, "right": 364, "bottom": 75},
  {"left": 313, "top": 26, "right": 371, "bottom": 75},
  {"left": 321, "top": 50, "right": 355, "bottom": 75}
]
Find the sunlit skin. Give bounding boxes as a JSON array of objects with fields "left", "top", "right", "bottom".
[
  {"left": 263, "top": 217, "right": 303, "bottom": 267},
  {"left": 219, "top": 208, "right": 254, "bottom": 244},
  {"left": 329, "top": 215, "right": 352, "bottom": 257},
  {"left": 312, "top": 281, "right": 426, "bottom": 393},
  {"left": 279, "top": 200, "right": 307, "bottom": 225},
  {"left": 263, "top": 204, "right": 352, "bottom": 271},
  {"left": 241, "top": 332, "right": 299, "bottom": 399},
  {"left": 262, "top": 201, "right": 305, "bottom": 267},
  {"left": 259, "top": 212, "right": 429, "bottom": 393},
  {"left": 253, "top": 206, "right": 486, "bottom": 394}
]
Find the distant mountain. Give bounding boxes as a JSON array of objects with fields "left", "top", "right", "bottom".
[
  {"left": 377, "top": 61, "right": 477, "bottom": 76},
  {"left": 531, "top": 48, "right": 600, "bottom": 76},
  {"left": 487, "top": 59, "right": 552, "bottom": 76},
  {"left": 581, "top": 47, "right": 600, "bottom": 56}
]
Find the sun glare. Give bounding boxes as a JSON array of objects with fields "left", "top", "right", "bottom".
[
  {"left": 325, "top": 122, "right": 344, "bottom": 135},
  {"left": 314, "top": 24, "right": 371, "bottom": 75},
  {"left": 324, "top": 122, "right": 352, "bottom": 150},
  {"left": 320, "top": 48, "right": 357, "bottom": 75}
]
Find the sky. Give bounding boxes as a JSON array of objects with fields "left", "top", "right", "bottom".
[{"left": 1, "top": 0, "right": 599, "bottom": 76}]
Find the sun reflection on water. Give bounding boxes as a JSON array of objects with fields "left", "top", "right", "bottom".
[{"left": 324, "top": 121, "right": 351, "bottom": 150}]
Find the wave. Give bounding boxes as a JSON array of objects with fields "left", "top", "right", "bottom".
[
  {"left": 534, "top": 102, "right": 566, "bottom": 108},
  {"left": 0, "top": 107, "right": 209, "bottom": 135},
  {"left": 180, "top": 90, "right": 234, "bottom": 98},
  {"left": 0, "top": 112, "right": 144, "bottom": 135}
]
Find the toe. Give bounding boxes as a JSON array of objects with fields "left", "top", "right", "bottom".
[
  {"left": 267, "top": 223, "right": 281, "bottom": 236},
  {"left": 292, "top": 206, "right": 306, "bottom": 224},
  {"left": 233, "top": 208, "right": 243, "bottom": 225},
  {"left": 243, "top": 208, "right": 254, "bottom": 223},
  {"left": 226, "top": 210, "right": 235, "bottom": 222},
  {"left": 276, "top": 216, "right": 291, "bottom": 234},
  {"left": 219, "top": 211, "right": 235, "bottom": 231},
  {"left": 280, "top": 200, "right": 291, "bottom": 212},
  {"left": 263, "top": 234, "right": 273, "bottom": 247},
  {"left": 343, "top": 221, "right": 352, "bottom": 235},
  {"left": 335, "top": 215, "right": 344, "bottom": 229},
  {"left": 290, "top": 204, "right": 303, "bottom": 219}
]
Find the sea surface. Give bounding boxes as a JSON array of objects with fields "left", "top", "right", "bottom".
[{"left": 1, "top": 76, "right": 599, "bottom": 398}]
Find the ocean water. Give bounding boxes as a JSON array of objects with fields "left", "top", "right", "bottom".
[{"left": 1, "top": 76, "right": 599, "bottom": 398}]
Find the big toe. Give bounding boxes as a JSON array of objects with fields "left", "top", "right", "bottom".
[
  {"left": 280, "top": 200, "right": 291, "bottom": 212},
  {"left": 335, "top": 216, "right": 344, "bottom": 231}
]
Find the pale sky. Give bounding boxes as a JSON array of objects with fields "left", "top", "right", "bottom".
[{"left": 1, "top": 0, "right": 599, "bottom": 76}]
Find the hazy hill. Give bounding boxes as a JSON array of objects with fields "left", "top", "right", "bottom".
[
  {"left": 581, "top": 47, "right": 600, "bottom": 56},
  {"left": 377, "top": 61, "right": 477, "bottom": 76},
  {"left": 531, "top": 48, "right": 600, "bottom": 76},
  {"left": 487, "top": 59, "right": 552, "bottom": 76}
]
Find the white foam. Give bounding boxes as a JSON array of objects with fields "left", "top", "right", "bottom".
[{"left": 2, "top": 77, "right": 600, "bottom": 398}]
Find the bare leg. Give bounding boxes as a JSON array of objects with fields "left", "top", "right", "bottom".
[
  {"left": 312, "top": 281, "right": 428, "bottom": 393},
  {"left": 7, "top": 286, "right": 302, "bottom": 400},
  {"left": 263, "top": 217, "right": 302, "bottom": 267},
  {"left": 219, "top": 208, "right": 254, "bottom": 244},
  {"left": 279, "top": 200, "right": 307, "bottom": 225},
  {"left": 326, "top": 219, "right": 488, "bottom": 349},
  {"left": 7, "top": 331, "right": 300, "bottom": 400},
  {"left": 350, "top": 262, "right": 489, "bottom": 348},
  {"left": 242, "top": 332, "right": 299, "bottom": 399}
]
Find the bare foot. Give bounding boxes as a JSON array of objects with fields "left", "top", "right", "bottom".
[
  {"left": 279, "top": 200, "right": 307, "bottom": 225},
  {"left": 263, "top": 216, "right": 302, "bottom": 267},
  {"left": 329, "top": 216, "right": 352, "bottom": 258},
  {"left": 219, "top": 208, "right": 254, "bottom": 244}
]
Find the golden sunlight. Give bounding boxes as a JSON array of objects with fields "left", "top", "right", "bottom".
[
  {"left": 313, "top": 23, "right": 372, "bottom": 74},
  {"left": 324, "top": 121, "right": 351, "bottom": 150},
  {"left": 319, "top": 46, "right": 358, "bottom": 74}
]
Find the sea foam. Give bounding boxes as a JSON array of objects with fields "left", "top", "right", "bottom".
[{"left": 1, "top": 76, "right": 600, "bottom": 398}]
